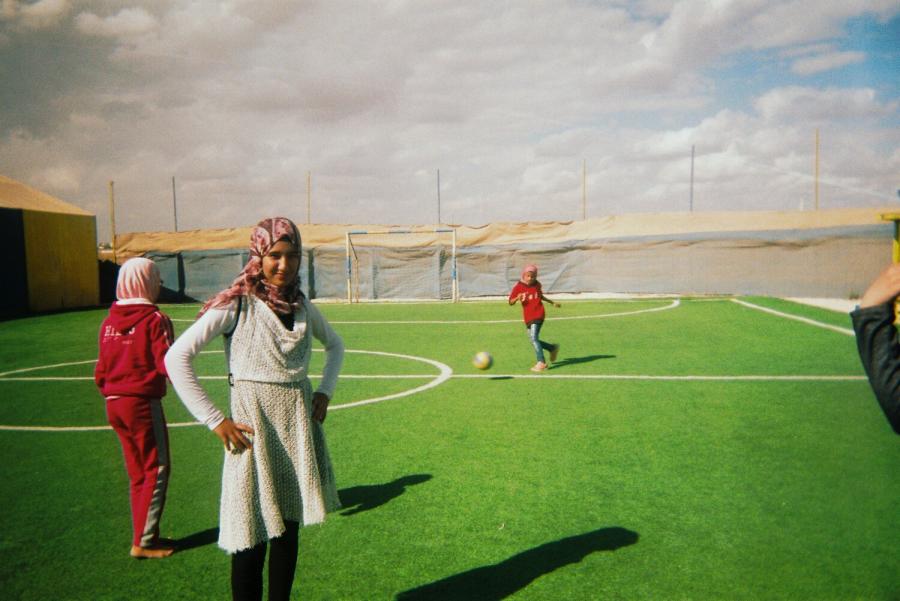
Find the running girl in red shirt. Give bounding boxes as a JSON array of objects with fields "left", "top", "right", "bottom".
[
  {"left": 508, "top": 264, "right": 561, "bottom": 372},
  {"left": 95, "top": 257, "right": 176, "bottom": 559}
]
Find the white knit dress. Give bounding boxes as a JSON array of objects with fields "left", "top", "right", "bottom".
[{"left": 220, "top": 295, "right": 341, "bottom": 552}]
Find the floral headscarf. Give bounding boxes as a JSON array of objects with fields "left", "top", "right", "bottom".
[{"left": 199, "top": 217, "right": 303, "bottom": 317}]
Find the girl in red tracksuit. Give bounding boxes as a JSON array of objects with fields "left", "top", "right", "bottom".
[
  {"left": 95, "top": 257, "right": 176, "bottom": 559},
  {"left": 508, "top": 264, "right": 561, "bottom": 372}
]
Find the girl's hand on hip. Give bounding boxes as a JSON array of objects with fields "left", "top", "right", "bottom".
[
  {"left": 312, "top": 392, "right": 330, "bottom": 423},
  {"left": 214, "top": 418, "right": 254, "bottom": 453}
]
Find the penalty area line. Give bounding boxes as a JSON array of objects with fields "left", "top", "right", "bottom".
[
  {"left": 731, "top": 299, "right": 854, "bottom": 336},
  {"left": 171, "top": 299, "right": 681, "bottom": 325}
]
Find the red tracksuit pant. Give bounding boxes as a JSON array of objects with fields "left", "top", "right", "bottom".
[{"left": 106, "top": 396, "right": 170, "bottom": 547}]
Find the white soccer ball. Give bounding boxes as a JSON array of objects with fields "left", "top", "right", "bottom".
[{"left": 472, "top": 351, "right": 493, "bottom": 370}]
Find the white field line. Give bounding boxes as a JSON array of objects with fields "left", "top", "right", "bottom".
[
  {"left": 167, "top": 297, "right": 677, "bottom": 318},
  {"left": 172, "top": 299, "right": 679, "bottom": 324},
  {"left": 2, "top": 373, "right": 863, "bottom": 383},
  {"left": 0, "top": 374, "right": 437, "bottom": 382},
  {"left": 0, "top": 359, "right": 97, "bottom": 378},
  {"left": 0, "top": 352, "right": 218, "bottom": 377},
  {"left": 329, "top": 352, "right": 453, "bottom": 411},
  {"left": 455, "top": 373, "right": 865, "bottom": 381},
  {"left": 730, "top": 299, "right": 854, "bottom": 336},
  {"left": 0, "top": 369, "right": 865, "bottom": 431},
  {"left": 324, "top": 299, "right": 680, "bottom": 325},
  {"left": 0, "top": 299, "right": 860, "bottom": 432},
  {"left": 0, "top": 349, "right": 452, "bottom": 431}
]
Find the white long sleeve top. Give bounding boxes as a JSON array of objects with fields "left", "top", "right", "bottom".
[{"left": 165, "top": 297, "right": 344, "bottom": 430}]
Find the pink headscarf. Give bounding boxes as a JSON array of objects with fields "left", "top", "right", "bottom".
[
  {"left": 116, "top": 258, "right": 161, "bottom": 302},
  {"left": 199, "top": 217, "right": 303, "bottom": 317},
  {"left": 522, "top": 264, "right": 538, "bottom": 280}
]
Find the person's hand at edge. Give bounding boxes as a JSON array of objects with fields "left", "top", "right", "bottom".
[{"left": 859, "top": 264, "right": 900, "bottom": 308}]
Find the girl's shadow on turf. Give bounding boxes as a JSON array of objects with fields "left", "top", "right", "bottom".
[
  {"left": 549, "top": 354, "right": 615, "bottom": 369},
  {"left": 339, "top": 474, "right": 433, "bottom": 516},
  {"left": 173, "top": 527, "right": 219, "bottom": 552},
  {"left": 395, "top": 526, "right": 638, "bottom": 600}
]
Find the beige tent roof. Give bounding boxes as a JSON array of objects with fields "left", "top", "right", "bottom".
[
  {"left": 0, "top": 175, "right": 93, "bottom": 216},
  {"left": 112, "top": 205, "right": 900, "bottom": 261}
]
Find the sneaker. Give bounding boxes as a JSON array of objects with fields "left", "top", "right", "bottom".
[
  {"left": 549, "top": 344, "right": 560, "bottom": 363},
  {"left": 530, "top": 362, "right": 547, "bottom": 372}
]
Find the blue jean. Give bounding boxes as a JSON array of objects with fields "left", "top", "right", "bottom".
[{"left": 527, "top": 320, "right": 555, "bottom": 363}]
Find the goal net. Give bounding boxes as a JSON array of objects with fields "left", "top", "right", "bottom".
[{"left": 345, "top": 229, "right": 458, "bottom": 302}]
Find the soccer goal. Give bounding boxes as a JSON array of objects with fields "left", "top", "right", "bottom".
[{"left": 345, "top": 228, "right": 459, "bottom": 303}]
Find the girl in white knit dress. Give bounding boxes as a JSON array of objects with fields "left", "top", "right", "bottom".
[{"left": 165, "top": 217, "right": 344, "bottom": 601}]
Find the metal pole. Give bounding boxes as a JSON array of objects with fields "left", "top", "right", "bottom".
[
  {"left": 690, "top": 145, "right": 695, "bottom": 212},
  {"left": 437, "top": 169, "right": 441, "bottom": 224},
  {"left": 108, "top": 180, "right": 116, "bottom": 262},
  {"left": 172, "top": 176, "right": 179, "bottom": 231},
  {"left": 814, "top": 128, "right": 820, "bottom": 210},
  {"left": 582, "top": 159, "right": 586, "bottom": 220},
  {"left": 346, "top": 232, "right": 353, "bottom": 303},
  {"left": 452, "top": 228, "right": 458, "bottom": 302},
  {"left": 345, "top": 232, "right": 352, "bottom": 303},
  {"left": 307, "top": 171, "right": 311, "bottom": 224}
]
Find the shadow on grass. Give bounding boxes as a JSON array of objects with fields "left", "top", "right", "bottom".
[
  {"left": 395, "top": 526, "right": 639, "bottom": 600},
  {"left": 174, "top": 527, "right": 219, "bottom": 552},
  {"left": 549, "top": 354, "right": 616, "bottom": 369},
  {"left": 339, "top": 474, "right": 433, "bottom": 516}
]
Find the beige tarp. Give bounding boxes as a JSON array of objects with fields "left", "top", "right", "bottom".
[
  {"left": 112, "top": 206, "right": 900, "bottom": 260},
  {"left": 0, "top": 175, "right": 93, "bottom": 216}
]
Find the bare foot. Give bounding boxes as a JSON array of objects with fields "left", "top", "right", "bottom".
[{"left": 130, "top": 544, "right": 175, "bottom": 559}]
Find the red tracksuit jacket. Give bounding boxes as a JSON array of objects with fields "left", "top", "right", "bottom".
[
  {"left": 95, "top": 303, "right": 174, "bottom": 399},
  {"left": 509, "top": 280, "right": 546, "bottom": 326}
]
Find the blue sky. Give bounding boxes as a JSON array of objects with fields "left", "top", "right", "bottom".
[{"left": 1, "top": 1, "right": 898, "bottom": 242}]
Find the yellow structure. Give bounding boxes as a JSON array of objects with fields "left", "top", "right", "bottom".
[
  {"left": 880, "top": 212, "right": 900, "bottom": 263},
  {"left": 880, "top": 212, "right": 900, "bottom": 321},
  {"left": 0, "top": 175, "right": 99, "bottom": 315}
]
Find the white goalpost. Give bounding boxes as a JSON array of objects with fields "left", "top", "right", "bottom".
[{"left": 345, "top": 228, "right": 459, "bottom": 303}]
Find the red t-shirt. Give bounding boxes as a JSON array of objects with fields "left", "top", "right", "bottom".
[
  {"left": 509, "top": 280, "right": 546, "bottom": 325},
  {"left": 95, "top": 302, "right": 174, "bottom": 399}
]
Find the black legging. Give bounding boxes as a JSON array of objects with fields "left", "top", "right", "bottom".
[{"left": 231, "top": 521, "right": 300, "bottom": 601}]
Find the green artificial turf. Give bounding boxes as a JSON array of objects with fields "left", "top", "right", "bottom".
[{"left": 0, "top": 298, "right": 897, "bottom": 600}]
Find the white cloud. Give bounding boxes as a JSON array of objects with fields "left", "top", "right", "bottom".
[
  {"left": 3, "top": 0, "right": 70, "bottom": 29},
  {"left": 791, "top": 51, "right": 866, "bottom": 75},
  {"left": 754, "top": 86, "right": 896, "bottom": 122},
  {"left": 1, "top": 1, "right": 899, "bottom": 241},
  {"left": 75, "top": 7, "right": 157, "bottom": 39},
  {"left": 780, "top": 42, "right": 834, "bottom": 58},
  {"left": 36, "top": 164, "right": 82, "bottom": 193}
]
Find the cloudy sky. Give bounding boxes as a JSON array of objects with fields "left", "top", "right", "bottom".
[{"left": 1, "top": 0, "right": 898, "bottom": 242}]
